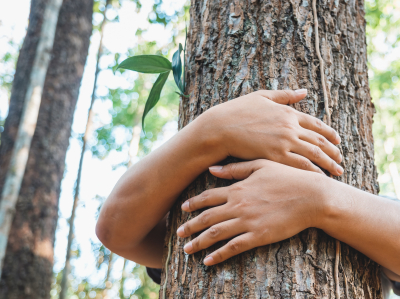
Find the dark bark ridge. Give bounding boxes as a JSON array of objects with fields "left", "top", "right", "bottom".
[
  {"left": 161, "top": 0, "right": 381, "bottom": 298},
  {"left": 0, "top": 0, "right": 93, "bottom": 298}
]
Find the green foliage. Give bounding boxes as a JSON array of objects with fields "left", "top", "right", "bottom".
[
  {"left": 117, "top": 41, "right": 186, "bottom": 128},
  {"left": 366, "top": 0, "right": 400, "bottom": 195},
  {"left": 129, "top": 265, "right": 160, "bottom": 299},
  {"left": 172, "top": 43, "right": 183, "bottom": 93},
  {"left": 142, "top": 71, "right": 170, "bottom": 128},
  {"left": 118, "top": 55, "right": 172, "bottom": 74}
]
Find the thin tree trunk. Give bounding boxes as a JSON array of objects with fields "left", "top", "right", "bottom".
[
  {"left": 103, "top": 251, "right": 114, "bottom": 295},
  {"left": 119, "top": 258, "right": 128, "bottom": 299},
  {"left": 59, "top": 2, "right": 110, "bottom": 298},
  {"left": 0, "top": 0, "right": 46, "bottom": 194},
  {"left": 0, "top": 0, "right": 63, "bottom": 275},
  {"left": 0, "top": 0, "right": 93, "bottom": 297},
  {"left": 161, "top": 0, "right": 382, "bottom": 298},
  {"left": 118, "top": 111, "right": 142, "bottom": 298}
]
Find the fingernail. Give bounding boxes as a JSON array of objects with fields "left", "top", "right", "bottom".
[
  {"left": 204, "top": 256, "right": 214, "bottom": 266},
  {"left": 184, "top": 242, "right": 193, "bottom": 253},
  {"left": 294, "top": 89, "right": 307, "bottom": 95},
  {"left": 209, "top": 166, "right": 223, "bottom": 172},
  {"left": 181, "top": 201, "right": 189, "bottom": 210},
  {"left": 336, "top": 132, "right": 341, "bottom": 143},
  {"left": 337, "top": 164, "right": 344, "bottom": 175},
  {"left": 177, "top": 226, "right": 185, "bottom": 237}
]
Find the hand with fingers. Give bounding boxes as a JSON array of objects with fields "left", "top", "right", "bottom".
[
  {"left": 177, "top": 159, "right": 329, "bottom": 266},
  {"left": 205, "top": 89, "right": 343, "bottom": 176}
]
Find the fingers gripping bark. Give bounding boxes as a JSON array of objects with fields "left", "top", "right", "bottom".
[
  {"left": 203, "top": 233, "right": 256, "bottom": 266},
  {"left": 296, "top": 112, "right": 340, "bottom": 144},
  {"left": 183, "top": 219, "right": 245, "bottom": 255},
  {"left": 181, "top": 188, "right": 228, "bottom": 213},
  {"left": 254, "top": 89, "right": 308, "bottom": 105},
  {"left": 208, "top": 160, "right": 267, "bottom": 180}
]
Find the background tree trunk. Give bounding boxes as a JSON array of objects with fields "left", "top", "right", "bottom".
[
  {"left": 59, "top": 1, "right": 109, "bottom": 297},
  {"left": 0, "top": 0, "right": 93, "bottom": 297},
  {"left": 0, "top": 0, "right": 63, "bottom": 275},
  {"left": 161, "top": 0, "right": 382, "bottom": 298},
  {"left": 0, "top": 0, "right": 47, "bottom": 198}
]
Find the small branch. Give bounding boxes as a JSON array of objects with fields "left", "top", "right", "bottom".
[
  {"left": 312, "top": 2, "right": 341, "bottom": 298},
  {"left": 162, "top": 227, "right": 174, "bottom": 299},
  {"left": 335, "top": 239, "right": 341, "bottom": 299},
  {"left": 312, "top": 0, "right": 330, "bottom": 126}
]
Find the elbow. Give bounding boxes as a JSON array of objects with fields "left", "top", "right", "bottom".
[{"left": 95, "top": 218, "right": 114, "bottom": 250}]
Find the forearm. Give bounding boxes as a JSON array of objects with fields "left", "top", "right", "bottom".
[
  {"left": 319, "top": 179, "right": 400, "bottom": 276},
  {"left": 96, "top": 111, "right": 225, "bottom": 252}
]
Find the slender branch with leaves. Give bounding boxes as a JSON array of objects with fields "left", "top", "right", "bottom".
[{"left": 117, "top": 36, "right": 187, "bottom": 129}]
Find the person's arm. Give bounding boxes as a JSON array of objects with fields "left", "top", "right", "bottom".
[
  {"left": 95, "top": 90, "right": 342, "bottom": 268},
  {"left": 177, "top": 160, "right": 400, "bottom": 278}
]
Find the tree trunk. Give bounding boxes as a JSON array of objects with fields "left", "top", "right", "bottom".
[
  {"left": 59, "top": 1, "right": 110, "bottom": 297},
  {"left": 0, "top": 0, "right": 63, "bottom": 275},
  {"left": 161, "top": 0, "right": 382, "bottom": 298},
  {"left": 0, "top": 0, "right": 93, "bottom": 297},
  {"left": 0, "top": 0, "right": 47, "bottom": 201}
]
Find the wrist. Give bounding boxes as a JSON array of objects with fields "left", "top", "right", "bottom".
[
  {"left": 309, "top": 174, "right": 338, "bottom": 229},
  {"left": 194, "top": 109, "right": 228, "bottom": 162},
  {"left": 314, "top": 176, "right": 348, "bottom": 231}
]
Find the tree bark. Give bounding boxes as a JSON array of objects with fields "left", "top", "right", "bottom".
[
  {"left": 0, "top": 0, "right": 63, "bottom": 275},
  {"left": 0, "top": 0, "right": 47, "bottom": 199},
  {"left": 0, "top": 0, "right": 93, "bottom": 298},
  {"left": 161, "top": 0, "right": 382, "bottom": 298},
  {"left": 59, "top": 2, "right": 109, "bottom": 297}
]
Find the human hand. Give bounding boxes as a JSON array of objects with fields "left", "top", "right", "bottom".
[
  {"left": 176, "top": 159, "right": 329, "bottom": 266},
  {"left": 203, "top": 89, "right": 343, "bottom": 176}
]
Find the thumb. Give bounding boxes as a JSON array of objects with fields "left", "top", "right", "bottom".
[
  {"left": 255, "top": 89, "right": 308, "bottom": 105},
  {"left": 209, "top": 160, "right": 266, "bottom": 180}
]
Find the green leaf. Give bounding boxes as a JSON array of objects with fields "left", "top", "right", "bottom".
[
  {"left": 117, "top": 55, "right": 172, "bottom": 74},
  {"left": 142, "top": 71, "right": 170, "bottom": 128},
  {"left": 172, "top": 43, "right": 184, "bottom": 93}
]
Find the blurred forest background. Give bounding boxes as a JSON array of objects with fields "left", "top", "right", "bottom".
[{"left": 0, "top": 0, "right": 399, "bottom": 298}]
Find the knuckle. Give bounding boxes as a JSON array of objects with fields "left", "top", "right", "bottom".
[
  {"left": 209, "top": 226, "right": 220, "bottom": 239},
  {"left": 283, "top": 90, "right": 292, "bottom": 98},
  {"left": 184, "top": 223, "right": 191, "bottom": 235},
  {"left": 228, "top": 239, "right": 242, "bottom": 253},
  {"left": 201, "top": 190, "right": 210, "bottom": 200},
  {"left": 311, "top": 146, "right": 322, "bottom": 159},
  {"left": 228, "top": 163, "right": 239, "bottom": 178},
  {"left": 282, "top": 105, "right": 295, "bottom": 116},
  {"left": 200, "top": 210, "right": 211, "bottom": 225},
  {"left": 317, "top": 136, "right": 326, "bottom": 148},
  {"left": 334, "top": 148, "right": 342, "bottom": 161},
  {"left": 261, "top": 229, "right": 272, "bottom": 243},
  {"left": 299, "top": 158, "right": 310, "bottom": 170},
  {"left": 192, "top": 237, "right": 200, "bottom": 250},
  {"left": 236, "top": 197, "right": 250, "bottom": 209},
  {"left": 214, "top": 250, "right": 224, "bottom": 263},
  {"left": 315, "top": 119, "right": 324, "bottom": 130}
]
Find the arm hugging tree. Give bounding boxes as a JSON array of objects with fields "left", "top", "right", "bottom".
[{"left": 161, "top": 0, "right": 381, "bottom": 297}]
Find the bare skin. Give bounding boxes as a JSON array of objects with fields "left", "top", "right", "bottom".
[
  {"left": 178, "top": 160, "right": 400, "bottom": 281},
  {"left": 95, "top": 89, "right": 400, "bottom": 281}
]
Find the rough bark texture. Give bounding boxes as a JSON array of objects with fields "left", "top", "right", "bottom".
[
  {"left": 0, "top": 0, "right": 47, "bottom": 194},
  {"left": 0, "top": 0, "right": 93, "bottom": 298},
  {"left": 161, "top": 0, "right": 382, "bottom": 298}
]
